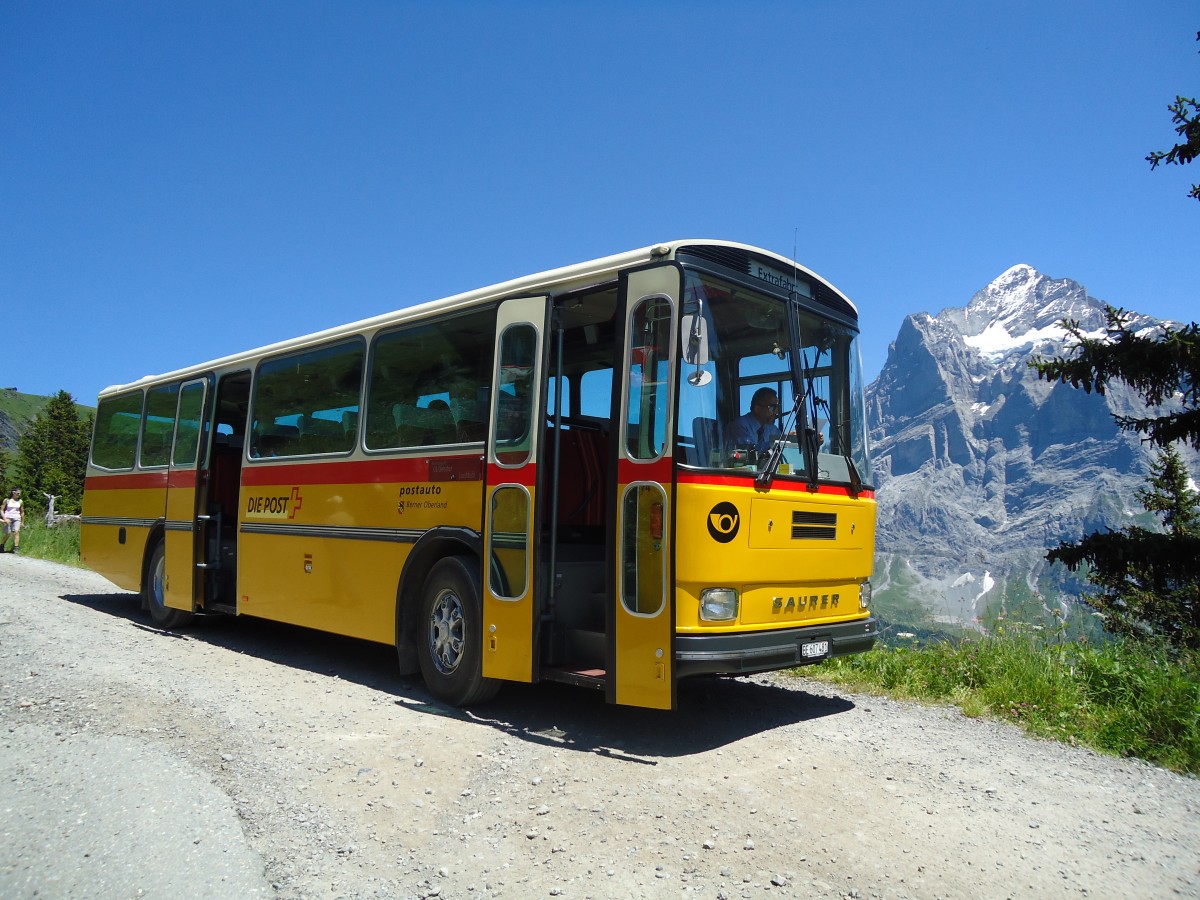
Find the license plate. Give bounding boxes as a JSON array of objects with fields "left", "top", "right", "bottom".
[{"left": 801, "top": 640, "right": 830, "bottom": 659}]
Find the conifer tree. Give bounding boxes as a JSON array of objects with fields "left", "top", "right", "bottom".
[
  {"left": 1045, "top": 446, "right": 1200, "bottom": 650},
  {"left": 1033, "top": 313, "right": 1199, "bottom": 650},
  {"left": 1031, "top": 43, "right": 1200, "bottom": 646},
  {"left": 14, "top": 390, "right": 93, "bottom": 515}
]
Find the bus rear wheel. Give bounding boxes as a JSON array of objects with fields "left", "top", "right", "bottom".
[
  {"left": 417, "top": 556, "right": 500, "bottom": 707},
  {"left": 143, "top": 541, "right": 194, "bottom": 630}
]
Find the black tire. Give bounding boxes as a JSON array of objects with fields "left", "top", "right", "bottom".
[
  {"left": 416, "top": 555, "right": 500, "bottom": 707},
  {"left": 144, "top": 541, "right": 195, "bottom": 630}
]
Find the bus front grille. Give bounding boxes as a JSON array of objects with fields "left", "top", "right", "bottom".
[{"left": 792, "top": 511, "right": 837, "bottom": 541}]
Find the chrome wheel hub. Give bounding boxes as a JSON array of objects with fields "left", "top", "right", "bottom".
[{"left": 428, "top": 588, "right": 465, "bottom": 674}]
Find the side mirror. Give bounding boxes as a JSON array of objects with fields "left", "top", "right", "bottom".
[
  {"left": 681, "top": 314, "right": 712, "bottom": 385},
  {"left": 681, "top": 314, "right": 709, "bottom": 365}
]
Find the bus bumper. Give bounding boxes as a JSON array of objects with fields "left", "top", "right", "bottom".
[{"left": 674, "top": 616, "right": 878, "bottom": 679}]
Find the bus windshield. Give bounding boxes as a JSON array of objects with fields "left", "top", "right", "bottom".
[{"left": 677, "top": 270, "right": 874, "bottom": 488}]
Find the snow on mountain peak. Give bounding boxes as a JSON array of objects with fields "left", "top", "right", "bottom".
[
  {"left": 994, "top": 263, "right": 1038, "bottom": 285},
  {"left": 963, "top": 317, "right": 1067, "bottom": 361},
  {"left": 952, "top": 264, "right": 1097, "bottom": 363},
  {"left": 979, "top": 264, "right": 1044, "bottom": 315}
]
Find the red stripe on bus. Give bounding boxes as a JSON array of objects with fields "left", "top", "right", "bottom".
[
  {"left": 239, "top": 455, "right": 486, "bottom": 487},
  {"left": 167, "top": 470, "right": 197, "bottom": 490},
  {"left": 486, "top": 463, "right": 537, "bottom": 487},
  {"left": 85, "top": 471, "right": 170, "bottom": 491},
  {"left": 676, "top": 471, "right": 875, "bottom": 499},
  {"left": 616, "top": 457, "right": 672, "bottom": 484}
]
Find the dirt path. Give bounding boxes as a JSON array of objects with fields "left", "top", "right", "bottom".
[{"left": 1, "top": 555, "right": 1197, "bottom": 899}]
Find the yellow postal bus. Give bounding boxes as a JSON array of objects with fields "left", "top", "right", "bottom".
[{"left": 82, "top": 240, "right": 878, "bottom": 709}]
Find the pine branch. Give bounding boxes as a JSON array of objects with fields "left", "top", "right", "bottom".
[
  {"left": 1114, "top": 409, "right": 1200, "bottom": 450},
  {"left": 1146, "top": 32, "right": 1200, "bottom": 201},
  {"left": 1030, "top": 308, "right": 1199, "bottom": 445}
]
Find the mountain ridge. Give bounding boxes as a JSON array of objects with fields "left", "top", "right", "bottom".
[
  {"left": 0, "top": 390, "right": 95, "bottom": 454},
  {"left": 866, "top": 264, "right": 1184, "bottom": 634}
]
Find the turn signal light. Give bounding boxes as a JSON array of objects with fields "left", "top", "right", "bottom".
[{"left": 859, "top": 581, "right": 873, "bottom": 609}]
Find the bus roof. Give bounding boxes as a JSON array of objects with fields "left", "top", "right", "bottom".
[{"left": 98, "top": 239, "right": 857, "bottom": 398}]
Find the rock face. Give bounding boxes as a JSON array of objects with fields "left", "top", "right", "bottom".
[
  {"left": 0, "top": 410, "right": 18, "bottom": 453},
  {"left": 866, "top": 265, "right": 1170, "bottom": 631}
]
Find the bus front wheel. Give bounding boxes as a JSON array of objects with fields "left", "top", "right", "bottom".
[
  {"left": 417, "top": 556, "right": 500, "bottom": 707},
  {"left": 143, "top": 542, "right": 194, "bottom": 630}
]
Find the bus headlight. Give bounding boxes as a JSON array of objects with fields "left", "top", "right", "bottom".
[
  {"left": 859, "top": 581, "right": 872, "bottom": 609},
  {"left": 699, "top": 588, "right": 739, "bottom": 622}
]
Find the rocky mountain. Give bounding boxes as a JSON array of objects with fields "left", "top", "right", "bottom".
[
  {"left": 866, "top": 264, "right": 1179, "bottom": 636},
  {"left": 0, "top": 411, "right": 19, "bottom": 453}
]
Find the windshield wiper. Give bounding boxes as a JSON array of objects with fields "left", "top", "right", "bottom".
[
  {"left": 844, "top": 451, "right": 862, "bottom": 497},
  {"left": 755, "top": 391, "right": 802, "bottom": 489},
  {"left": 777, "top": 293, "right": 824, "bottom": 490},
  {"left": 797, "top": 346, "right": 826, "bottom": 491}
]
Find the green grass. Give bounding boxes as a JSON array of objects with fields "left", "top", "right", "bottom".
[
  {"left": 10, "top": 519, "right": 82, "bottom": 566},
  {"left": 803, "top": 631, "right": 1200, "bottom": 775}
]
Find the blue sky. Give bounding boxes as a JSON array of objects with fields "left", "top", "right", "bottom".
[{"left": 2, "top": 1, "right": 1196, "bottom": 407}]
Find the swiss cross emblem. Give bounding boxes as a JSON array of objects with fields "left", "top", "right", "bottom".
[{"left": 288, "top": 486, "right": 304, "bottom": 519}]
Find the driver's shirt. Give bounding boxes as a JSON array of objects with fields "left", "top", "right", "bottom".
[{"left": 727, "top": 412, "right": 780, "bottom": 452}]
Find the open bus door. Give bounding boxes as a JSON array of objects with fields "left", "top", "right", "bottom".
[
  {"left": 609, "top": 263, "right": 681, "bottom": 709},
  {"left": 482, "top": 296, "right": 549, "bottom": 683},
  {"left": 163, "top": 378, "right": 209, "bottom": 613}
]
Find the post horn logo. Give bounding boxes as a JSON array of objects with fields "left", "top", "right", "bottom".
[{"left": 707, "top": 502, "right": 740, "bottom": 543}]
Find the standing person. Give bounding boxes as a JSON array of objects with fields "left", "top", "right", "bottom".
[
  {"left": 1, "top": 488, "right": 23, "bottom": 553},
  {"left": 727, "top": 387, "right": 782, "bottom": 453}
]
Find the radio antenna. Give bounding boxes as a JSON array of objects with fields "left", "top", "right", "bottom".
[{"left": 793, "top": 228, "right": 799, "bottom": 286}]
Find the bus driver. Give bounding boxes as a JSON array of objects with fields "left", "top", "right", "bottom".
[{"left": 727, "top": 387, "right": 782, "bottom": 454}]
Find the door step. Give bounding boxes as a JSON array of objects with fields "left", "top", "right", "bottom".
[
  {"left": 203, "top": 601, "right": 238, "bottom": 615},
  {"left": 564, "top": 626, "right": 605, "bottom": 666},
  {"left": 542, "top": 667, "right": 606, "bottom": 690}
]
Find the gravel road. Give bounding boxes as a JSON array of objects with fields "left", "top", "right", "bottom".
[{"left": 1, "top": 555, "right": 1197, "bottom": 899}]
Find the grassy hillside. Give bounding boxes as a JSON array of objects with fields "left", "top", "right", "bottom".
[
  {"left": 804, "top": 632, "right": 1200, "bottom": 776},
  {"left": 0, "top": 389, "right": 94, "bottom": 453}
]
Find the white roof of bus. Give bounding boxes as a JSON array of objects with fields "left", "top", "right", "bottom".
[{"left": 99, "top": 239, "right": 856, "bottom": 397}]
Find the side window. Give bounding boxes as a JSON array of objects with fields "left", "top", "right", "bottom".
[
  {"left": 140, "top": 384, "right": 179, "bottom": 468},
  {"left": 487, "top": 485, "right": 530, "bottom": 600},
  {"left": 172, "top": 381, "right": 207, "bottom": 467},
  {"left": 491, "top": 323, "right": 538, "bottom": 466},
  {"left": 366, "top": 309, "right": 494, "bottom": 451},
  {"left": 624, "top": 295, "right": 674, "bottom": 460},
  {"left": 91, "top": 392, "right": 143, "bottom": 470},
  {"left": 579, "top": 368, "right": 612, "bottom": 419},
  {"left": 620, "top": 483, "right": 667, "bottom": 615},
  {"left": 546, "top": 374, "right": 571, "bottom": 421},
  {"left": 250, "top": 341, "right": 363, "bottom": 459},
  {"left": 738, "top": 355, "right": 793, "bottom": 406}
]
